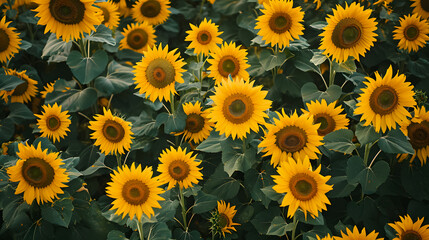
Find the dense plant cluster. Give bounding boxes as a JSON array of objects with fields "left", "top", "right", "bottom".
[{"left": 1, "top": 0, "right": 429, "bottom": 239}]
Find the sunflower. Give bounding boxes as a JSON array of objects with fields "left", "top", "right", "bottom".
[
  {"left": 399, "top": 106, "right": 429, "bottom": 165},
  {"left": 207, "top": 80, "right": 272, "bottom": 140},
  {"left": 185, "top": 18, "right": 223, "bottom": 56},
  {"left": 411, "top": 0, "right": 429, "bottom": 19},
  {"left": 259, "top": 110, "right": 323, "bottom": 167},
  {"left": 35, "top": 103, "right": 71, "bottom": 143},
  {"left": 7, "top": 142, "right": 69, "bottom": 204},
  {"left": 116, "top": 0, "right": 132, "bottom": 17},
  {"left": 156, "top": 146, "right": 203, "bottom": 190},
  {"left": 132, "top": 0, "right": 170, "bottom": 25},
  {"left": 0, "top": 16, "right": 21, "bottom": 64},
  {"left": 335, "top": 226, "right": 383, "bottom": 240},
  {"left": 106, "top": 163, "right": 164, "bottom": 220},
  {"left": 208, "top": 0, "right": 215, "bottom": 3},
  {"left": 393, "top": 14, "right": 429, "bottom": 53},
  {"left": 119, "top": 22, "right": 156, "bottom": 53},
  {"left": 301, "top": 99, "right": 349, "bottom": 136},
  {"left": 213, "top": 200, "right": 240, "bottom": 237},
  {"left": 316, "top": 234, "right": 334, "bottom": 240},
  {"left": 40, "top": 82, "right": 55, "bottom": 98},
  {"left": 179, "top": 101, "right": 214, "bottom": 144},
  {"left": 254, "top": 0, "right": 305, "bottom": 48},
  {"left": 319, "top": 2, "right": 378, "bottom": 63},
  {"left": 354, "top": 66, "right": 416, "bottom": 133},
  {"left": 388, "top": 215, "right": 429, "bottom": 240},
  {"left": 133, "top": 44, "right": 185, "bottom": 102},
  {"left": 96, "top": 1, "right": 120, "bottom": 29},
  {"left": 88, "top": 108, "right": 134, "bottom": 155},
  {"left": 272, "top": 155, "right": 332, "bottom": 219},
  {"left": 0, "top": 69, "right": 38, "bottom": 104},
  {"left": 207, "top": 42, "right": 250, "bottom": 85},
  {"left": 33, "top": 0, "right": 103, "bottom": 42}
]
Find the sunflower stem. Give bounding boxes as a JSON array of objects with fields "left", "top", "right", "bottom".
[
  {"left": 170, "top": 93, "right": 176, "bottom": 116},
  {"left": 328, "top": 58, "right": 336, "bottom": 87},
  {"left": 363, "top": 143, "right": 372, "bottom": 166},
  {"left": 179, "top": 187, "right": 188, "bottom": 231},
  {"left": 137, "top": 219, "right": 144, "bottom": 240},
  {"left": 291, "top": 214, "right": 298, "bottom": 240},
  {"left": 116, "top": 154, "right": 122, "bottom": 167},
  {"left": 196, "top": 0, "right": 206, "bottom": 22}
]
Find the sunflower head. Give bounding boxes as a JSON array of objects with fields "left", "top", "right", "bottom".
[
  {"left": 336, "top": 226, "right": 383, "bottom": 240},
  {"left": 210, "top": 200, "right": 240, "bottom": 237},
  {"left": 106, "top": 163, "right": 165, "bottom": 220},
  {"left": 393, "top": 14, "right": 429, "bottom": 53},
  {"left": 7, "top": 142, "right": 69, "bottom": 204},
  {"left": 133, "top": 44, "right": 185, "bottom": 102},
  {"left": 354, "top": 66, "right": 417, "bottom": 133},
  {"left": 411, "top": 0, "right": 429, "bottom": 19},
  {"left": 0, "top": 69, "right": 38, "bottom": 104},
  {"left": 388, "top": 215, "right": 429, "bottom": 240},
  {"left": 254, "top": 0, "right": 305, "bottom": 48},
  {"left": 96, "top": 0, "right": 120, "bottom": 29},
  {"left": 35, "top": 103, "right": 71, "bottom": 143},
  {"left": 119, "top": 22, "right": 156, "bottom": 53},
  {"left": 40, "top": 82, "right": 55, "bottom": 98},
  {"left": 316, "top": 234, "right": 334, "bottom": 240},
  {"left": 88, "top": 108, "right": 134, "bottom": 156},
  {"left": 179, "top": 101, "right": 214, "bottom": 144},
  {"left": 0, "top": 16, "right": 21, "bottom": 63},
  {"left": 319, "top": 2, "right": 378, "bottom": 63},
  {"left": 185, "top": 18, "right": 223, "bottom": 56},
  {"left": 132, "top": 0, "right": 170, "bottom": 25}
]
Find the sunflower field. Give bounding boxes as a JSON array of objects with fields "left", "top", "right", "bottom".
[{"left": 1, "top": 0, "right": 429, "bottom": 239}]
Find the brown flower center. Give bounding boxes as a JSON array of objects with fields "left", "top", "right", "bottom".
[
  {"left": 331, "top": 18, "right": 363, "bottom": 49},
  {"left": 168, "top": 160, "right": 190, "bottom": 181},
  {"left": 404, "top": 25, "right": 419, "bottom": 41},
  {"left": 407, "top": 121, "right": 429, "bottom": 149},
  {"left": 140, "top": 0, "right": 161, "bottom": 18},
  {"left": 46, "top": 115, "right": 61, "bottom": 131},
  {"left": 314, "top": 113, "right": 336, "bottom": 136},
  {"left": 0, "top": 29, "right": 10, "bottom": 52},
  {"left": 100, "top": 6, "right": 110, "bottom": 24},
  {"left": 102, "top": 120, "right": 125, "bottom": 143},
  {"left": 219, "top": 213, "right": 230, "bottom": 228},
  {"left": 11, "top": 79, "right": 29, "bottom": 96},
  {"left": 121, "top": 179, "right": 150, "bottom": 205},
  {"left": 197, "top": 30, "right": 212, "bottom": 45},
  {"left": 421, "top": 0, "right": 429, "bottom": 12},
  {"left": 146, "top": 58, "right": 175, "bottom": 88},
  {"left": 127, "top": 28, "right": 148, "bottom": 50},
  {"left": 222, "top": 94, "right": 254, "bottom": 124},
  {"left": 402, "top": 230, "right": 422, "bottom": 240},
  {"left": 22, "top": 157, "right": 55, "bottom": 188},
  {"left": 218, "top": 56, "right": 240, "bottom": 78},
  {"left": 269, "top": 12, "right": 292, "bottom": 34},
  {"left": 289, "top": 173, "right": 318, "bottom": 201},
  {"left": 369, "top": 85, "right": 398, "bottom": 115},
  {"left": 275, "top": 126, "right": 307, "bottom": 153},
  {"left": 186, "top": 113, "right": 205, "bottom": 133},
  {"left": 49, "top": 0, "right": 85, "bottom": 25}
]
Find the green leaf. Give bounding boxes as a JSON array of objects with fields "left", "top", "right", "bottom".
[
  {"left": 295, "top": 210, "right": 325, "bottom": 225},
  {"left": 81, "top": 153, "right": 106, "bottom": 176},
  {"left": 131, "top": 112, "right": 159, "bottom": 137},
  {"left": 236, "top": 10, "right": 258, "bottom": 34},
  {"left": 261, "top": 185, "right": 283, "bottom": 202},
  {"left": 33, "top": 137, "right": 57, "bottom": 152},
  {"left": 266, "top": 216, "right": 293, "bottom": 236},
  {"left": 327, "top": 176, "right": 357, "bottom": 198},
  {"left": 156, "top": 111, "right": 186, "bottom": 134},
  {"left": 293, "top": 50, "right": 321, "bottom": 74},
  {"left": 310, "top": 51, "right": 327, "bottom": 66},
  {"left": 221, "top": 139, "right": 257, "bottom": 176},
  {"left": 45, "top": 88, "right": 98, "bottom": 112},
  {"left": 259, "top": 49, "right": 293, "bottom": 71},
  {"left": 7, "top": 103, "right": 36, "bottom": 122},
  {"left": 67, "top": 50, "right": 108, "bottom": 84},
  {"left": 173, "top": 229, "right": 201, "bottom": 240},
  {"left": 41, "top": 33, "right": 72, "bottom": 61},
  {"left": 301, "top": 82, "right": 342, "bottom": 104},
  {"left": 250, "top": 206, "right": 280, "bottom": 234},
  {"left": 203, "top": 166, "right": 240, "bottom": 200},
  {"left": 94, "top": 61, "right": 135, "bottom": 95},
  {"left": 41, "top": 193, "right": 74, "bottom": 227},
  {"left": 107, "top": 230, "right": 129, "bottom": 240},
  {"left": 346, "top": 156, "right": 390, "bottom": 194},
  {"left": 309, "top": 21, "right": 327, "bottom": 30},
  {"left": 244, "top": 169, "right": 272, "bottom": 208},
  {"left": 0, "top": 73, "right": 24, "bottom": 91},
  {"left": 213, "top": 0, "right": 247, "bottom": 15},
  {"left": 2, "top": 198, "right": 32, "bottom": 231},
  {"left": 401, "top": 164, "right": 429, "bottom": 201},
  {"left": 0, "top": 118, "right": 14, "bottom": 142},
  {"left": 144, "top": 222, "right": 172, "bottom": 240},
  {"left": 324, "top": 129, "right": 356, "bottom": 154},
  {"left": 378, "top": 129, "right": 414, "bottom": 154},
  {"left": 355, "top": 123, "right": 381, "bottom": 146},
  {"left": 196, "top": 131, "right": 226, "bottom": 153},
  {"left": 193, "top": 191, "right": 218, "bottom": 214},
  {"left": 156, "top": 199, "right": 179, "bottom": 222},
  {"left": 85, "top": 25, "right": 116, "bottom": 46},
  {"left": 333, "top": 59, "right": 357, "bottom": 74}
]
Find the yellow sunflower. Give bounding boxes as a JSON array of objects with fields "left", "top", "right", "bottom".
[
  {"left": 156, "top": 146, "right": 203, "bottom": 190},
  {"left": 354, "top": 66, "right": 416, "bottom": 133},
  {"left": 106, "top": 163, "right": 164, "bottom": 220},
  {"left": 133, "top": 44, "right": 185, "bottom": 102},
  {"left": 96, "top": 0, "right": 120, "bottom": 29},
  {"left": 40, "top": 82, "right": 55, "bottom": 98},
  {"left": 88, "top": 108, "right": 134, "bottom": 155},
  {"left": 272, "top": 155, "right": 332, "bottom": 219},
  {"left": 388, "top": 215, "right": 429, "bottom": 240},
  {"left": 207, "top": 42, "right": 250, "bottom": 85},
  {"left": 185, "top": 18, "right": 223, "bottom": 56},
  {"left": 35, "top": 103, "right": 71, "bottom": 143},
  {"left": 254, "top": 0, "right": 305, "bottom": 48},
  {"left": 0, "top": 16, "right": 21, "bottom": 64},
  {"left": 208, "top": 0, "right": 215, "bottom": 3},
  {"left": 207, "top": 79, "right": 272, "bottom": 140},
  {"left": 215, "top": 200, "right": 240, "bottom": 237},
  {"left": 132, "top": 0, "right": 170, "bottom": 25},
  {"left": 319, "top": 2, "right": 378, "bottom": 63},
  {"left": 179, "top": 101, "right": 214, "bottom": 144},
  {"left": 259, "top": 110, "right": 323, "bottom": 167},
  {"left": 316, "top": 234, "right": 334, "bottom": 240},
  {"left": 399, "top": 106, "right": 429, "bottom": 165},
  {"left": 301, "top": 99, "right": 349, "bottom": 136},
  {"left": 0, "top": 69, "right": 38, "bottom": 104},
  {"left": 7, "top": 142, "right": 69, "bottom": 204},
  {"left": 116, "top": 0, "right": 132, "bottom": 17},
  {"left": 411, "top": 0, "right": 429, "bottom": 19},
  {"left": 335, "top": 226, "right": 383, "bottom": 240},
  {"left": 119, "top": 22, "right": 156, "bottom": 53},
  {"left": 34, "top": 0, "right": 103, "bottom": 42},
  {"left": 393, "top": 14, "right": 429, "bottom": 53}
]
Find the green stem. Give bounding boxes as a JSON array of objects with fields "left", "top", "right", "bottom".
[
  {"left": 328, "top": 59, "right": 336, "bottom": 87},
  {"left": 291, "top": 214, "right": 298, "bottom": 240},
  {"left": 116, "top": 154, "right": 122, "bottom": 167},
  {"left": 363, "top": 143, "right": 372, "bottom": 166},
  {"left": 170, "top": 93, "right": 175, "bottom": 115},
  {"left": 196, "top": 0, "right": 206, "bottom": 21},
  {"left": 137, "top": 219, "right": 144, "bottom": 240},
  {"left": 179, "top": 187, "right": 188, "bottom": 231}
]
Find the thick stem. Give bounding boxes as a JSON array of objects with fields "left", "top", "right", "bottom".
[
  {"left": 170, "top": 93, "right": 176, "bottom": 115},
  {"left": 179, "top": 187, "right": 188, "bottom": 231},
  {"left": 116, "top": 154, "right": 122, "bottom": 167},
  {"left": 291, "top": 214, "right": 298, "bottom": 240},
  {"left": 137, "top": 219, "right": 144, "bottom": 240},
  {"left": 363, "top": 143, "right": 372, "bottom": 166},
  {"left": 328, "top": 58, "right": 336, "bottom": 87}
]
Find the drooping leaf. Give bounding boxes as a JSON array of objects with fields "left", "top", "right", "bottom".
[
  {"left": 378, "top": 129, "right": 414, "bottom": 154},
  {"left": 45, "top": 88, "right": 98, "bottom": 112}
]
